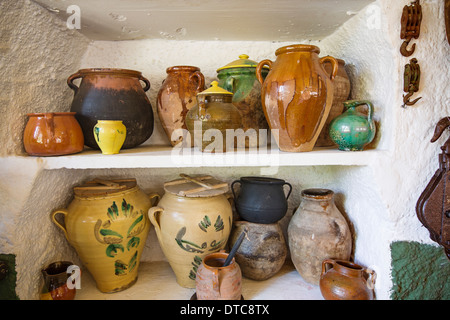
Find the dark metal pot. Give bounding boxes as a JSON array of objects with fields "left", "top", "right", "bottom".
[{"left": 231, "top": 176, "right": 292, "bottom": 223}]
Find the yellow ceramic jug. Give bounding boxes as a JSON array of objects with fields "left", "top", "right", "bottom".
[
  {"left": 148, "top": 174, "right": 233, "bottom": 288},
  {"left": 51, "top": 179, "right": 159, "bottom": 293},
  {"left": 93, "top": 120, "right": 126, "bottom": 154}
]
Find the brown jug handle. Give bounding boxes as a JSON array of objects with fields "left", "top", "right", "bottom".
[
  {"left": 51, "top": 209, "right": 69, "bottom": 240},
  {"left": 230, "top": 180, "right": 241, "bottom": 200},
  {"left": 319, "top": 56, "right": 339, "bottom": 81},
  {"left": 256, "top": 59, "right": 273, "bottom": 85},
  {"left": 44, "top": 113, "right": 55, "bottom": 139},
  {"left": 67, "top": 72, "right": 82, "bottom": 93},
  {"left": 365, "top": 268, "right": 377, "bottom": 290},
  {"left": 139, "top": 75, "right": 151, "bottom": 92},
  {"left": 321, "top": 258, "right": 336, "bottom": 276},
  {"left": 190, "top": 71, "right": 205, "bottom": 93}
]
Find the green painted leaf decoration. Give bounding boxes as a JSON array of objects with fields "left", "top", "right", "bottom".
[
  {"left": 214, "top": 215, "right": 224, "bottom": 232},
  {"left": 127, "top": 237, "right": 140, "bottom": 251},
  {"left": 127, "top": 214, "right": 143, "bottom": 237},
  {"left": 114, "top": 260, "right": 127, "bottom": 275},
  {"left": 128, "top": 251, "right": 138, "bottom": 272},
  {"left": 100, "top": 229, "right": 123, "bottom": 238},
  {"left": 106, "top": 244, "right": 124, "bottom": 258}
]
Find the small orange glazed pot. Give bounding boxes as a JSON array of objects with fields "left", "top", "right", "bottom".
[
  {"left": 195, "top": 251, "right": 242, "bottom": 300},
  {"left": 23, "top": 112, "right": 84, "bottom": 156}
]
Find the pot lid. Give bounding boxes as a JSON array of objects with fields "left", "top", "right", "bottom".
[
  {"left": 164, "top": 174, "right": 229, "bottom": 197},
  {"left": 197, "top": 81, "right": 233, "bottom": 96},
  {"left": 217, "top": 54, "right": 269, "bottom": 71},
  {"left": 73, "top": 178, "right": 137, "bottom": 197}
]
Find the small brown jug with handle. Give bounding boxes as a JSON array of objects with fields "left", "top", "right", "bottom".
[{"left": 319, "top": 259, "right": 376, "bottom": 300}]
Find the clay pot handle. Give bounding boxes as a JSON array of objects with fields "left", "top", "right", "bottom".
[
  {"left": 344, "top": 100, "right": 374, "bottom": 123},
  {"left": 365, "top": 268, "right": 377, "bottom": 290},
  {"left": 283, "top": 182, "right": 293, "bottom": 200},
  {"left": 139, "top": 75, "right": 151, "bottom": 92},
  {"left": 148, "top": 193, "right": 160, "bottom": 206},
  {"left": 51, "top": 209, "right": 69, "bottom": 240},
  {"left": 321, "top": 258, "right": 336, "bottom": 276},
  {"left": 67, "top": 72, "right": 83, "bottom": 93},
  {"left": 190, "top": 71, "right": 205, "bottom": 93},
  {"left": 230, "top": 180, "right": 241, "bottom": 200},
  {"left": 319, "top": 56, "right": 339, "bottom": 81},
  {"left": 256, "top": 59, "right": 273, "bottom": 84},
  {"left": 148, "top": 206, "right": 164, "bottom": 246},
  {"left": 44, "top": 113, "right": 55, "bottom": 139}
]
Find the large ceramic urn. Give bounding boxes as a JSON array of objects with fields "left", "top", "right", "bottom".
[
  {"left": 217, "top": 54, "right": 269, "bottom": 148},
  {"left": 256, "top": 45, "right": 338, "bottom": 152},
  {"left": 157, "top": 66, "right": 205, "bottom": 147},
  {"left": 288, "top": 189, "right": 352, "bottom": 285},
  {"left": 68, "top": 68, "right": 154, "bottom": 150},
  {"left": 148, "top": 174, "right": 233, "bottom": 288},
  {"left": 51, "top": 179, "right": 159, "bottom": 293}
]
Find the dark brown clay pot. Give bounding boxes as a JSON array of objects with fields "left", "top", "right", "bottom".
[
  {"left": 68, "top": 68, "right": 154, "bottom": 149},
  {"left": 319, "top": 259, "right": 376, "bottom": 300},
  {"left": 23, "top": 112, "right": 84, "bottom": 156},
  {"left": 157, "top": 66, "right": 205, "bottom": 147},
  {"left": 229, "top": 220, "right": 287, "bottom": 281}
]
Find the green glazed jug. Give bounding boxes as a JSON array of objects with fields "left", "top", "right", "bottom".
[{"left": 329, "top": 100, "right": 375, "bottom": 151}]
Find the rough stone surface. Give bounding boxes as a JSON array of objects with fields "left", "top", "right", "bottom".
[{"left": 391, "top": 241, "right": 450, "bottom": 300}]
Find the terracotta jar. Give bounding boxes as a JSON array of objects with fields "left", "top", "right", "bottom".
[
  {"left": 320, "top": 259, "right": 376, "bottom": 300},
  {"left": 316, "top": 58, "right": 351, "bottom": 147},
  {"left": 39, "top": 261, "right": 77, "bottom": 300},
  {"left": 256, "top": 45, "right": 338, "bottom": 152},
  {"left": 157, "top": 66, "right": 205, "bottom": 147},
  {"left": 288, "top": 189, "right": 352, "bottom": 285},
  {"left": 68, "top": 68, "right": 154, "bottom": 150},
  {"left": 93, "top": 120, "right": 127, "bottom": 154},
  {"left": 229, "top": 220, "right": 287, "bottom": 281},
  {"left": 185, "top": 81, "right": 242, "bottom": 152},
  {"left": 148, "top": 175, "right": 233, "bottom": 288},
  {"left": 23, "top": 112, "right": 84, "bottom": 156},
  {"left": 217, "top": 54, "right": 269, "bottom": 148},
  {"left": 195, "top": 251, "right": 242, "bottom": 300},
  {"left": 231, "top": 176, "right": 292, "bottom": 224},
  {"left": 51, "top": 179, "right": 159, "bottom": 293}
]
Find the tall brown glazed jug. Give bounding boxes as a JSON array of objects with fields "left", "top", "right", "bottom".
[{"left": 256, "top": 45, "right": 338, "bottom": 152}]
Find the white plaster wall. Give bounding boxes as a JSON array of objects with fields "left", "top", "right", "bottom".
[{"left": 1, "top": 0, "right": 449, "bottom": 300}]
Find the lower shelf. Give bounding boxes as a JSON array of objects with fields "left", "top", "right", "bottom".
[{"left": 75, "top": 260, "right": 324, "bottom": 300}]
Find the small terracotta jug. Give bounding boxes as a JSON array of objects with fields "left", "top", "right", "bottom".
[
  {"left": 23, "top": 112, "right": 84, "bottom": 156},
  {"left": 319, "top": 259, "right": 376, "bottom": 300},
  {"left": 195, "top": 251, "right": 242, "bottom": 300},
  {"left": 40, "top": 261, "right": 77, "bottom": 300}
]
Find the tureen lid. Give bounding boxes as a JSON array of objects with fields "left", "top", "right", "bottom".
[
  {"left": 216, "top": 54, "right": 269, "bottom": 72},
  {"left": 197, "top": 81, "right": 233, "bottom": 96},
  {"left": 164, "top": 174, "right": 229, "bottom": 197},
  {"left": 73, "top": 178, "right": 137, "bottom": 197}
]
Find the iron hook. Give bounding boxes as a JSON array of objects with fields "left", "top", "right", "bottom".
[{"left": 400, "top": 36, "right": 416, "bottom": 57}]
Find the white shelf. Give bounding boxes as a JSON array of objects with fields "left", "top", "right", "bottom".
[
  {"left": 14, "top": 145, "right": 386, "bottom": 170},
  {"left": 75, "top": 260, "right": 324, "bottom": 300}
]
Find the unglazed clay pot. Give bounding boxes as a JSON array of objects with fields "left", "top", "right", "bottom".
[
  {"left": 157, "top": 66, "right": 205, "bottom": 147},
  {"left": 256, "top": 45, "right": 338, "bottom": 152},
  {"left": 288, "top": 189, "right": 352, "bottom": 285},
  {"left": 229, "top": 220, "right": 287, "bottom": 281},
  {"left": 93, "top": 120, "right": 126, "bottom": 154},
  {"left": 316, "top": 58, "right": 351, "bottom": 147},
  {"left": 217, "top": 54, "right": 269, "bottom": 148},
  {"left": 68, "top": 68, "right": 153, "bottom": 149},
  {"left": 231, "top": 176, "right": 292, "bottom": 224},
  {"left": 185, "top": 81, "right": 242, "bottom": 152},
  {"left": 148, "top": 175, "right": 233, "bottom": 288},
  {"left": 195, "top": 251, "right": 242, "bottom": 300},
  {"left": 23, "top": 112, "right": 84, "bottom": 156},
  {"left": 51, "top": 179, "right": 159, "bottom": 293},
  {"left": 320, "top": 259, "right": 376, "bottom": 300},
  {"left": 40, "top": 261, "right": 76, "bottom": 300}
]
